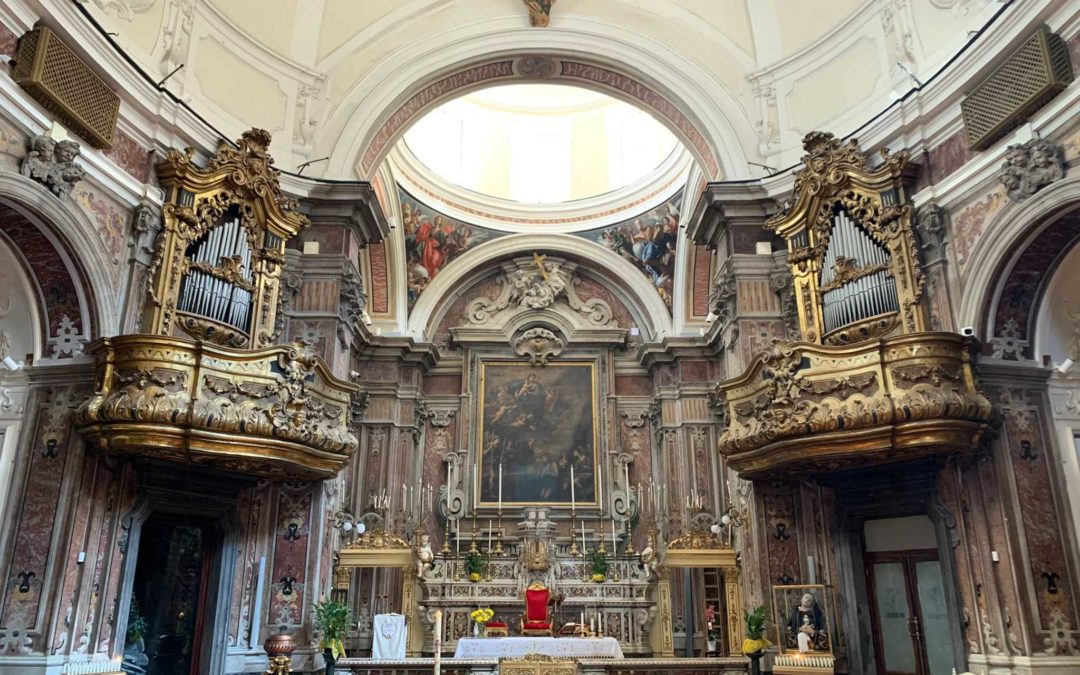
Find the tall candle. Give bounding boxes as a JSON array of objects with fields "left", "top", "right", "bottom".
[
  {"left": 570, "top": 465, "right": 576, "bottom": 513},
  {"left": 624, "top": 463, "right": 630, "bottom": 508},
  {"left": 472, "top": 462, "right": 478, "bottom": 507},
  {"left": 498, "top": 464, "right": 503, "bottom": 513},
  {"left": 611, "top": 518, "right": 617, "bottom": 555},
  {"left": 598, "top": 465, "right": 604, "bottom": 510},
  {"left": 433, "top": 609, "right": 443, "bottom": 675},
  {"left": 455, "top": 520, "right": 460, "bottom": 555},
  {"left": 581, "top": 520, "right": 587, "bottom": 554},
  {"left": 402, "top": 484, "right": 407, "bottom": 513},
  {"left": 580, "top": 611, "right": 585, "bottom": 628},
  {"left": 487, "top": 519, "right": 492, "bottom": 553}
]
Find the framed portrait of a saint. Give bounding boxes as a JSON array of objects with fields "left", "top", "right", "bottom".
[{"left": 477, "top": 360, "right": 599, "bottom": 506}]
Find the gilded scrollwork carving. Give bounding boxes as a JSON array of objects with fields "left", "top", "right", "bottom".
[
  {"left": 715, "top": 333, "right": 997, "bottom": 476},
  {"left": 74, "top": 336, "right": 358, "bottom": 479}
]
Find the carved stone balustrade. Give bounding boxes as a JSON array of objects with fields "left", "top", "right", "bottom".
[
  {"left": 715, "top": 333, "right": 999, "bottom": 477},
  {"left": 74, "top": 335, "right": 359, "bottom": 479}
]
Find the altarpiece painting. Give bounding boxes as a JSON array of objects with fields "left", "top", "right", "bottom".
[{"left": 477, "top": 361, "right": 598, "bottom": 506}]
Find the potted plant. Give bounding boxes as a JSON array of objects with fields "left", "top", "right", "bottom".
[
  {"left": 590, "top": 550, "right": 608, "bottom": 583},
  {"left": 122, "top": 599, "right": 150, "bottom": 670},
  {"left": 466, "top": 550, "right": 486, "bottom": 582},
  {"left": 705, "top": 605, "right": 718, "bottom": 653},
  {"left": 741, "top": 605, "right": 771, "bottom": 675},
  {"left": 313, "top": 599, "right": 352, "bottom": 675},
  {"left": 469, "top": 607, "right": 494, "bottom": 637}
]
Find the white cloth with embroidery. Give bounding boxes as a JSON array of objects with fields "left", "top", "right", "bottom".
[
  {"left": 372, "top": 613, "right": 407, "bottom": 659},
  {"left": 453, "top": 636, "right": 623, "bottom": 659}
]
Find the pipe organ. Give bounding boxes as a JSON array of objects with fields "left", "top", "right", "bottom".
[
  {"left": 767, "top": 133, "right": 926, "bottom": 345},
  {"left": 178, "top": 212, "right": 255, "bottom": 332},
  {"left": 144, "top": 129, "right": 307, "bottom": 347}
]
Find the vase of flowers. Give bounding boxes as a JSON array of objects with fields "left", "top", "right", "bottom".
[
  {"left": 466, "top": 550, "right": 486, "bottom": 582},
  {"left": 314, "top": 599, "right": 352, "bottom": 675},
  {"left": 741, "top": 605, "right": 771, "bottom": 675},
  {"left": 590, "top": 550, "right": 608, "bottom": 582},
  {"left": 470, "top": 607, "right": 494, "bottom": 637}
]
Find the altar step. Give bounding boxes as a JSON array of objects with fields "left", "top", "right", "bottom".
[{"left": 335, "top": 656, "right": 747, "bottom": 674}]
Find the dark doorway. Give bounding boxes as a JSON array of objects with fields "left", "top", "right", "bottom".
[
  {"left": 127, "top": 514, "right": 218, "bottom": 675},
  {"left": 865, "top": 549, "right": 953, "bottom": 675}
]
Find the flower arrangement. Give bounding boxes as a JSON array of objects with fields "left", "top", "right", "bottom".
[
  {"left": 313, "top": 599, "right": 353, "bottom": 661},
  {"left": 465, "top": 550, "right": 486, "bottom": 582},
  {"left": 590, "top": 549, "right": 608, "bottom": 582},
  {"left": 741, "top": 605, "right": 771, "bottom": 655},
  {"left": 470, "top": 607, "right": 495, "bottom": 636}
]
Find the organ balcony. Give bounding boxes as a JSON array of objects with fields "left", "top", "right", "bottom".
[
  {"left": 74, "top": 336, "right": 359, "bottom": 479},
  {"left": 711, "top": 133, "right": 999, "bottom": 477},
  {"left": 74, "top": 129, "right": 362, "bottom": 479},
  {"left": 713, "top": 333, "right": 998, "bottom": 478}
]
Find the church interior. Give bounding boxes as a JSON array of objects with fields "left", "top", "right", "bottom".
[{"left": 1, "top": 1, "right": 1079, "bottom": 674}]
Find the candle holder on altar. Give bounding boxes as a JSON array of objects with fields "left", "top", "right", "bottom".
[
  {"left": 494, "top": 537, "right": 504, "bottom": 556},
  {"left": 441, "top": 517, "right": 453, "bottom": 556}
]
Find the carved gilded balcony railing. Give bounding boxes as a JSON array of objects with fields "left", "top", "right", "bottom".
[
  {"left": 74, "top": 335, "right": 359, "bottom": 479},
  {"left": 715, "top": 333, "right": 998, "bottom": 478}
]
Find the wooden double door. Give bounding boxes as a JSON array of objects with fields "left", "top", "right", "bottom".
[{"left": 865, "top": 550, "right": 954, "bottom": 675}]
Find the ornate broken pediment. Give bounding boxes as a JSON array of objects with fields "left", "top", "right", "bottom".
[{"left": 465, "top": 255, "right": 613, "bottom": 328}]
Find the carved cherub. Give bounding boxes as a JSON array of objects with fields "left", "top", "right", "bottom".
[
  {"left": 638, "top": 533, "right": 658, "bottom": 580},
  {"left": 416, "top": 533, "right": 434, "bottom": 578},
  {"left": 21, "top": 135, "right": 55, "bottom": 183}
]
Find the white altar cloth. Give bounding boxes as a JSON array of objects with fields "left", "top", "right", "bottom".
[{"left": 453, "top": 636, "right": 623, "bottom": 660}]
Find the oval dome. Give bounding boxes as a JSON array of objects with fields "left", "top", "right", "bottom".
[{"left": 402, "top": 84, "right": 681, "bottom": 205}]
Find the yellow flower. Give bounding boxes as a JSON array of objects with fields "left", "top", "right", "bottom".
[{"left": 741, "top": 637, "right": 772, "bottom": 655}]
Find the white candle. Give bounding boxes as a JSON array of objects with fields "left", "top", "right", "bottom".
[
  {"left": 434, "top": 610, "right": 443, "bottom": 675},
  {"left": 624, "top": 463, "right": 630, "bottom": 507},
  {"left": 580, "top": 611, "right": 585, "bottom": 628},
  {"left": 598, "top": 612, "right": 603, "bottom": 635},
  {"left": 590, "top": 617, "right": 595, "bottom": 634},
  {"left": 611, "top": 518, "right": 617, "bottom": 555},
  {"left": 581, "top": 520, "right": 587, "bottom": 553},
  {"left": 498, "top": 464, "right": 503, "bottom": 512},
  {"left": 598, "top": 465, "right": 604, "bottom": 509},
  {"left": 473, "top": 462, "right": 478, "bottom": 505},
  {"left": 455, "top": 520, "right": 460, "bottom": 555},
  {"left": 570, "top": 465, "right": 576, "bottom": 513},
  {"left": 402, "top": 483, "right": 407, "bottom": 512},
  {"left": 487, "top": 519, "right": 492, "bottom": 553}
]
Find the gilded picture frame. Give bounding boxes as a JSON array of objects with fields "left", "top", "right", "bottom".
[{"left": 476, "top": 360, "right": 599, "bottom": 507}]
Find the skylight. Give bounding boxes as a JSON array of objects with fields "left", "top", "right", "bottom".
[{"left": 402, "top": 84, "right": 680, "bottom": 204}]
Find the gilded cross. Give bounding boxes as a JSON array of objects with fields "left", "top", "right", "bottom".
[{"left": 532, "top": 252, "right": 550, "bottom": 282}]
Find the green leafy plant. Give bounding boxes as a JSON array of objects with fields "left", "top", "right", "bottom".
[
  {"left": 590, "top": 550, "right": 609, "bottom": 577},
  {"left": 125, "top": 599, "right": 148, "bottom": 646},
  {"left": 313, "top": 600, "right": 352, "bottom": 660},
  {"left": 465, "top": 550, "right": 486, "bottom": 576},
  {"left": 744, "top": 605, "right": 768, "bottom": 640}
]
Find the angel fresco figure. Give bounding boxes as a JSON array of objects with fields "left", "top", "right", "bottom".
[{"left": 524, "top": 0, "right": 554, "bottom": 27}]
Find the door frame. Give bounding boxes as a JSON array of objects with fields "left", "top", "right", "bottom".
[
  {"left": 864, "top": 548, "right": 939, "bottom": 675},
  {"left": 113, "top": 462, "right": 245, "bottom": 675}
]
